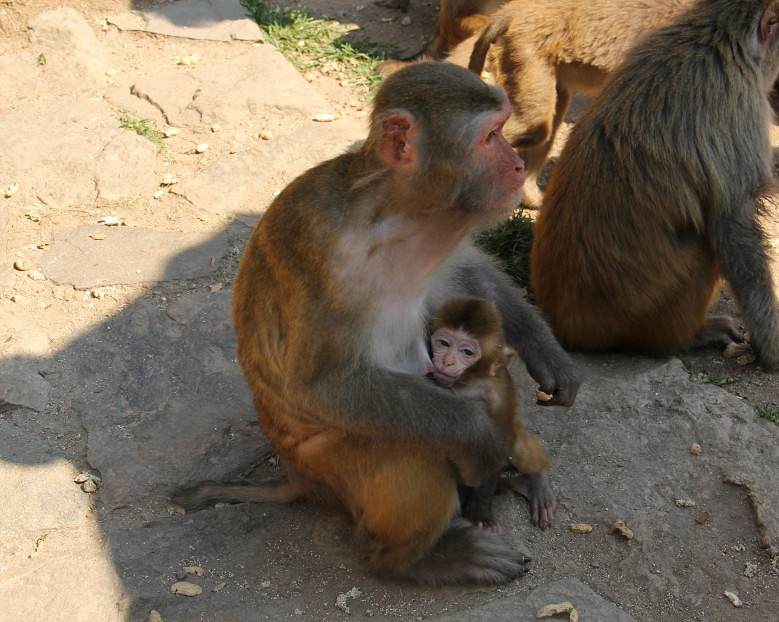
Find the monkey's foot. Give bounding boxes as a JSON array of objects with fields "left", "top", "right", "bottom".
[
  {"left": 400, "top": 517, "right": 530, "bottom": 585},
  {"left": 687, "top": 315, "right": 743, "bottom": 350},
  {"left": 502, "top": 472, "right": 556, "bottom": 529}
]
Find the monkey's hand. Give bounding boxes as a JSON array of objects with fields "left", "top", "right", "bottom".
[
  {"left": 453, "top": 406, "right": 510, "bottom": 488},
  {"left": 525, "top": 349, "right": 581, "bottom": 407}
]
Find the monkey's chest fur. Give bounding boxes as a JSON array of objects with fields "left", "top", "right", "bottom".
[{"left": 330, "top": 215, "right": 469, "bottom": 375}]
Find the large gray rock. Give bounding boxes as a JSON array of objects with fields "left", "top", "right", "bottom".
[
  {"left": 172, "top": 120, "right": 366, "bottom": 224},
  {"left": 0, "top": 8, "right": 107, "bottom": 109},
  {"left": 108, "top": 0, "right": 263, "bottom": 42},
  {"left": 39, "top": 225, "right": 230, "bottom": 288},
  {"left": 0, "top": 358, "right": 50, "bottom": 411},
  {"left": 0, "top": 97, "right": 157, "bottom": 207},
  {"left": 129, "top": 47, "right": 331, "bottom": 128}
]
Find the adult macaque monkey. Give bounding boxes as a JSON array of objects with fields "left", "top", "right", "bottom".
[
  {"left": 175, "top": 63, "right": 579, "bottom": 585},
  {"left": 467, "top": 0, "right": 691, "bottom": 177},
  {"left": 429, "top": 296, "right": 554, "bottom": 531},
  {"left": 531, "top": 0, "right": 779, "bottom": 368}
]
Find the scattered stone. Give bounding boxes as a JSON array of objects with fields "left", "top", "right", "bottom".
[
  {"left": 89, "top": 234, "right": 107, "bottom": 240},
  {"left": 380, "top": 16, "right": 394, "bottom": 22},
  {"left": 98, "top": 216, "right": 123, "bottom": 226},
  {"left": 724, "top": 591, "right": 742, "bottom": 607},
  {"left": 13, "top": 260, "right": 30, "bottom": 271},
  {"left": 28, "top": 534, "right": 47, "bottom": 558},
  {"left": 196, "top": 142, "right": 209, "bottom": 153},
  {"left": 105, "top": 68, "right": 118, "bottom": 77},
  {"left": 609, "top": 519, "right": 635, "bottom": 540},
  {"left": 4, "top": 182, "right": 18, "bottom": 198},
  {"left": 91, "top": 288, "right": 112, "bottom": 299},
  {"left": 335, "top": 587, "right": 361, "bottom": 614},
  {"left": 690, "top": 443, "right": 702, "bottom": 456},
  {"left": 744, "top": 561, "right": 759, "bottom": 578},
  {"left": 356, "top": 4, "right": 365, "bottom": 11},
  {"left": 675, "top": 499, "right": 697, "bottom": 508},
  {"left": 164, "top": 128, "right": 179, "bottom": 138},
  {"left": 28, "top": 271, "right": 46, "bottom": 281},
  {"left": 211, "top": 124, "right": 222, "bottom": 133},
  {"left": 723, "top": 342, "right": 751, "bottom": 359},
  {"left": 313, "top": 113, "right": 336, "bottom": 122},
  {"left": 212, "top": 581, "right": 227, "bottom": 592},
  {"left": 569, "top": 523, "right": 593, "bottom": 534},
  {"left": 259, "top": 131, "right": 272, "bottom": 141},
  {"left": 162, "top": 174, "right": 180, "bottom": 186},
  {"left": 171, "top": 581, "right": 202, "bottom": 597},
  {"left": 81, "top": 479, "right": 98, "bottom": 493},
  {"left": 536, "top": 601, "right": 578, "bottom": 621},
  {"left": 178, "top": 54, "right": 201, "bottom": 66},
  {"left": 695, "top": 511, "right": 711, "bottom": 524},
  {"left": 153, "top": 190, "right": 165, "bottom": 199},
  {"left": 26, "top": 211, "right": 41, "bottom": 222},
  {"left": 183, "top": 565, "right": 205, "bottom": 576},
  {"left": 736, "top": 353, "right": 757, "bottom": 366},
  {"left": 209, "top": 283, "right": 223, "bottom": 292},
  {"left": 401, "top": 15, "right": 412, "bottom": 26},
  {"left": 146, "top": 610, "right": 163, "bottom": 622},
  {"left": 303, "top": 72, "right": 315, "bottom": 83},
  {"left": 10, "top": 294, "right": 22, "bottom": 303},
  {"left": 260, "top": 580, "right": 270, "bottom": 588},
  {"left": 74, "top": 471, "right": 102, "bottom": 484}
]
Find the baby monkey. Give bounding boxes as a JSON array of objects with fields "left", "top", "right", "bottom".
[{"left": 429, "top": 296, "right": 555, "bottom": 530}]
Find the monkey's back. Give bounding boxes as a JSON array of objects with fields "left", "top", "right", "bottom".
[{"left": 530, "top": 0, "right": 774, "bottom": 354}]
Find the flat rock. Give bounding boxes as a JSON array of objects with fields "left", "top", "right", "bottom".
[
  {"left": 0, "top": 97, "right": 157, "bottom": 207},
  {"left": 129, "top": 47, "right": 330, "bottom": 128},
  {"left": 0, "top": 420, "right": 125, "bottom": 621},
  {"left": 0, "top": 359, "right": 50, "bottom": 411},
  {"left": 433, "top": 578, "right": 636, "bottom": 621},
  {"left": 61, "top": 291, "right": 265, "bottom": 508},
  {"left": 0, "top": 8, "right": 107, "bottom": 109},
  {"left": 108, "top": 0, "right": 263, "bottom": 42},
  {"left": 39, "top": 225, "right": 230, "bottom": 288},
  {"left": 173, "top": 120, "right": 366, "bottom": 224}
]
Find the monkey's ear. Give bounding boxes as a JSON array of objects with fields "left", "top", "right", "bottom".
[
  {"left": 378, "top": 112, "right": 417, "bottom": 169},
  {"left": 489, "top": 347, "right": 517, "bottom": 375},
  {"left": 758, "top": 3, "right": 779, "bottom": 45}
]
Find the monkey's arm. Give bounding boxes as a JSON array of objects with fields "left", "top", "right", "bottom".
[
  {"left": 302, "top": 366, "right": 510, "bottom": 486},
  {"left": 709, "top": 200, "right": 779, "bottom": 369},
  {"left": 453, "top": 248, "right": 581, "bottom": 405}
]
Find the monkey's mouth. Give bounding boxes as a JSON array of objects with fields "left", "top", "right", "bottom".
[{"left": 431, "top": 370, "right": 457, "bottom": 387}]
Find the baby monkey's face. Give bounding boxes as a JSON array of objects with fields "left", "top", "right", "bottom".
[{"left": 430, "top": 327, "right": 482, "bottom": 386}]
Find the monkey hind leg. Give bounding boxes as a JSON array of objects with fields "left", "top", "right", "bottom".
[
  {"left": 461, "top": 476, "right": 501, "bottom": 533},
  {"left": 171, "top": 479, "right": 303, "bottom": 513},
  {"left": 506, "top": 431, "right": 555, "bottom": 529},
  {"left": 397, "top": 517, "right": 530, "bottom": 585},
  {"left": 685, "top": 315, "right": 743, "bottom": 350}
]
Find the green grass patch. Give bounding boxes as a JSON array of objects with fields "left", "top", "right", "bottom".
[
  {"left": 683, "top": 363, "right": 741, "bottom": 388},
  {"left": 755, "top": 404, "right": 779, "bottom": 425},
  {"left": 119, "top": 113, "right": 165, "bottom": 153},
  {"left": 474, "top": 208, "right": 535, "bottom": 288},
  {"left": 241, "top": 0, "right": 396, "bottom": 94}
]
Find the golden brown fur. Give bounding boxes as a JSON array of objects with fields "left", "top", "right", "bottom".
[
  {"left": 531, "top": 0, "right": 779, "bottom": 368},
  {"left": 468, "top": 0, "right": 691, "bottom": 176}
]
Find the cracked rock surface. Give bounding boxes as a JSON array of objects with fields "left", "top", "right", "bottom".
[{"left": 0, "top": 2, "right": 777, "bottom": 621}]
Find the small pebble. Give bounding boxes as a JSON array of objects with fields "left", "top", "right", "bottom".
[
  {"left": 178, "top": 54, "right": 200, "bottom": 66},
  {"left": 13, "top": 260, "right": 30, "bottom": 271},
  {"left": 259, "top": 131, "right": 272, "bottom": 141},
  {"left": 146, "top": 610, "right": 163, "bottom": 622},
  {"left": 690, "top": 443, "right": 702, "bottom": 456},
  {"left": 10, "top": 294, "right": 21, "bottom": 303},
  {"left": 724, "top": 591, "right": 742, "bottom": 608},
  {"left": 212, "top": 581, "right": 227, "bottom": 592},
  {"left": 153, "top": 190, "right": 165, "bottom": 199},
  {"left": 163, "top": 128, "right": 179, "bottom": 138},
  {"left": 4, "top": 182, "right": 19, "bottom": 198},
  {"left": 28, "top": 271, "right": 46, "bottom": 281},
  {"left": 675, "top": 499, "right": 696, "bottom": 508},
  {"left": 183, "top": 565, "right": 204, "bottom": 576},
  {"left": 196, "top": 143, "right": 209, "bottom": 154},
  {"left": 209, "top": 283, "right": 223, "bottom": 292},
  {"left": 162, "top": 174, "right": 180, "bottom": 186},
  {"left": 171, "top": 581, "right": 202, "bottom": 597},
  {"left": 210, "top": 124, "right": 222, "bottom": 133},
  {"left": 401, "top": 15, "right": 412, "bottom": 26},
  {"left": 313, "top": 113, "right": 336, "bottom": 122},
  {"left": 81, "top": 480, "right": 98, "bottom": 493},
  {"left": 105, "top": 68, "right": 118, "bottom": 77}
]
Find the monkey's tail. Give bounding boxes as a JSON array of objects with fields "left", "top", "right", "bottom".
[
  {"left": 171, "top": 479, "right": 303, "bottom": 513},
  {"left": 468, "top": 17, "right": 507, "bottom": 75}
]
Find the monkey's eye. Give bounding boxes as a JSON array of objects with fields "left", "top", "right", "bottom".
[
  {"left": 461, "top": 347, "right": 476, "bottom": 357},
  {"left": 436, "top": 337, "right": 451, "bottom": 348},
  {"left": 486, "top": 128, "right": 498, "bottom": 142}
]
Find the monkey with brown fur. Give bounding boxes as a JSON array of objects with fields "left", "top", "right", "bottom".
[
  {"left": 467, "top": 0, "right": 691, "bottom": 178},
  {"left": 173, "top": 62, "right": 580, "bottom": 586},
  {"left": 428, "top": 296, "right": 554, "bottom": 531},
  {"left": 530, "top": 0, "right": 779, "bottom": 368}
]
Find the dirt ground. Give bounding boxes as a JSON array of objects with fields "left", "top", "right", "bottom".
[{"left": 1, "top": 1, "right": 778, "bottom": 621}]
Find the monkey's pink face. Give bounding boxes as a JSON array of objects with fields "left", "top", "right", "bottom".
[
  {"left": 430, "top": 327, "right": 482, "bottom": 386},
  {"left": 476, "top": 105, "right": 525, "bottom": 195}
]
